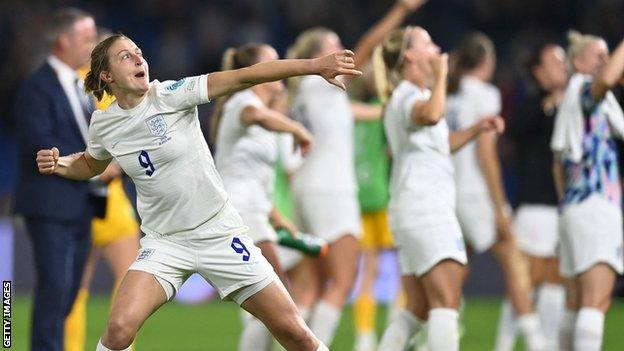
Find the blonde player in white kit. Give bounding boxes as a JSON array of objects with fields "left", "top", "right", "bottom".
[
  {"left": 34, "top": 34, "right": 361, "bottom": 351},
  {"left": 444, "top": 32, "right": 545, "bottom": 350},
  {"left": 552, "top": 32, "right": 624, "bottom": 351},
  {"left": 212, "top": 42, "right": 313, "bottom": 351},
  {"left": 373, "top": 26, "right": 503, "bottom": 351}
]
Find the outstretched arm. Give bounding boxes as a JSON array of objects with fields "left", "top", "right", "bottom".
[
  {"left": 241, "top": 105, "right": 314, "bottom": 155},
  {"left": 449, "top": 116, "right": 504, "bottom": 153},
  {"left": 208, "top": 50, "right": 361, "bottom": 99},
  {"left": 354, "top": 0, "right": 428, "bottom": 69},
  {"left": 351, "top": 102, "right": 383, "bottom": 121},
  {"left": 37, "top": 147, "right": 111, "bottom": 180},
  {"left": 349, "top": 0, "right": 426, "bottom": 98}
]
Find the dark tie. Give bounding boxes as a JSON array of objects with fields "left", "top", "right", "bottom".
[{"left": 74, "top": 78, "right": 95, "bottom": 123}]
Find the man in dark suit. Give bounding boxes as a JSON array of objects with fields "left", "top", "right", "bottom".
[{"left": 13, "top": 8, "right": 97, "bottom": 351}]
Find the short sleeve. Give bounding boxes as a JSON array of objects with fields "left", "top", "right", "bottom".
[
  {"left": 399, "top": 90, "right": 423, "bottom": 127},
  {"left": 476, "top": 85, "right": 502, "bottom": 117},
  {"left": 86, "top": 122, "right": 111, "bottom": 160},
  {"left": 156, "top": 74, "right": 210, "bottom": 111}
]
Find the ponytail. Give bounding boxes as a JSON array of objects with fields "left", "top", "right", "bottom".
[
  {"left": 372, "top": 45, "right": 392, "bottom": 104},
  {"left": 286, "top": 27, "right": 335, "bottom": 98},
  {"left": 84, "top": 34, "right": 126, "bottom": 101},
  {"left": 372, "top": 27, "right": 413, "bottom": 105},
  {"left": 210, "top": 43, "right": 267, "bottom": 144},
  {"left": 447, "top": 32, "right": 494, "bottom": 94}
]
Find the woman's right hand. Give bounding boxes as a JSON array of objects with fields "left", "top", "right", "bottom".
[
  {"left": 430, "top": 53, "right": 449, "bottom": 78},
  {"left": 314, "top": 50, "right": 362, "bottom": 90},
  {"left": 293, "top": 124, "right": 314, "bottom": 156},
  {"left": 36, "top": 147, "right": 59, "bottom": 175},
  {"left": 479, "top": 116, "right": 505, "bottom": 134}
]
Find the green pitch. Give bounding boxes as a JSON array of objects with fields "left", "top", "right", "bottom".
[{"left": 8, "top": 296, "right": 624, "bottom": 350}]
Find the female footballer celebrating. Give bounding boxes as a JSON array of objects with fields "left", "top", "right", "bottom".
[
  {"left": 374, "top": 26, "right": 503, "bottom": 351},
  {"left": 35, "top": 34, "right": 360, "bottom": 351}
]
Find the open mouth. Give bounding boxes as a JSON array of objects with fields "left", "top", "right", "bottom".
[{"left": 134, "top": 72, "right": 146, "bottom": 78}]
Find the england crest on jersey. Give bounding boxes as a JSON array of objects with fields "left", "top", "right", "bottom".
[{"left": 146, "top": 115, "right": 167, "bottom": 136}]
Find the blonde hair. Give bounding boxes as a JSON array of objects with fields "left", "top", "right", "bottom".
[
  {"left": 372, "top": 27, "right": 414, "bottom": 104},
  {"left": 84, "top": 34, "right": 127, "bottom": 101},
  {"left": 567, "top": 30, "right": 603, "bottom": 67},
  {"left": 286, "top": 27, "right": 336, "bottom": 95},
  {"left": 210, "top": 43, "right": 267, "bottom": 144}
]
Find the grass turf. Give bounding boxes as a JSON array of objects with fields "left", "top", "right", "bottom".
[{"left": 8, "top": 295, "right": 624, "bottom": 350}]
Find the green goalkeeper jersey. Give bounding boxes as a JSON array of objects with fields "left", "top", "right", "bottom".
[{"left": 355, "top": 101, "right": 390, "bottom": 213}]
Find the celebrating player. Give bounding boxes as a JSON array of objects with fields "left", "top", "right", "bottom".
[
  {"left": 552, "top": 32, "right": 624, "bottom": 351},
  {"left": 444, "top": 32, "right": 546, "bottom": 350},
  {"left": 374, "top": 26, "right": 503, "bottom": 351},
  {"left": 35, "top": 34, "right": 360, "bottom": 351}
]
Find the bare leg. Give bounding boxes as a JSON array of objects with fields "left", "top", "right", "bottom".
[
  {"left": 103, "top": 235, "right": 140, "bottom": 283},
  {"left": 490, "top": 235, "right": 533, "bottom": 315},
  {"left": 100, "top": 271, "right": 168, "bottom": 349},
  {"left": 320, "top": 234, "right": 360, "bottom": 307},
  {"left": 421, "top": 260, "right": 466, "bottom": 351},
  {"left": 421, "top": 260, "right": 465, "bottom": 309},
  {"left": 573, "top": 263, "right": 616, "bottom": 351},
  {"left": 256, "top": 241, "right": 290, "bottom": 288},
  {"left": 577, "top": 263, "right": 616, "bottom": 313},
  {"left": 288, "top": 256, "right": 323, "bottom": 315},
  {"left": 241, "top": 280, "right": 321, "bottom": 351}
]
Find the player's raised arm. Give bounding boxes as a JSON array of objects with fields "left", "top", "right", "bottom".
[
  {"left": 37, "top": 147, "right": 111, "bottom": 180},
  {"left": 207, "top": 50, "right": 362, "bottom": 99},
  {"left": 353, "top": 0, "right": 428, "bottom": 69}
]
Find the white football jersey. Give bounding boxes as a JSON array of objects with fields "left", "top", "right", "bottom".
[
  {"left": 215, "top": 89, "right": 277, "bottom": 214},
  {"left": 290, "top": 75, "right": 357, "bottom": 194},
  {"left": 87, "top": 75, "right": 236, "bottom": 237},
  {"left": 445, "top": 76, "right": 501, "bottom": 197},
  {"left": 384, "top": 80, "right": 455, "bottom": 231}
]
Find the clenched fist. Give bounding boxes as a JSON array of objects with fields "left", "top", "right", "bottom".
[{"left": 36, "top": 147, "right": 60, "bottom": 175}]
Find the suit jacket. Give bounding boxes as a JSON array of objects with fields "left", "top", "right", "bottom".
[{"left": 13, "top": 62, "right": 94, "bottom": 222}]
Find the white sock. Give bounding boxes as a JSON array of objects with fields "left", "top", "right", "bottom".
[
  {"left": 427, "top": 308, "right": 459, "bottom": 351},
  {"left": 309, "top": 301, "right": 342, "bottom": 346},
  {"left": 536, "top": 284, "right": 565, "bottom": 350},
  {"left": 96, "top": 339, "right": 131, "bottom": 351},
  {"left": 494, "top": 298, "right": 517, "bottom": 351},
  {"left": 238, "top": 316, "right": 273, "bottom": 351},
  {"left": 559, "top": 309, "right": 577, "bottom": 351},
  {"left": 378, "top": 310, "right": 423, "bottom": 351},
  {"left": 517, "top": 313, "right": 546, "bottom": 351},
  {"left": 574, "top": 308, "right": 604, "bottom": 351},
  {"left": 355, "top": 331, "right": 377, "bottom": 351},
  {"left": 315, "top": 342, "right": 329, "bottom": 351}
]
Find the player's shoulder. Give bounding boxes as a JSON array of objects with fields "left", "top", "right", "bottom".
[
  {"left": 464, "top": 77, "right": 500, "bottom": 100},
  {"left": 225, "top": 89, "right": 263, "bottom": 112}
]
